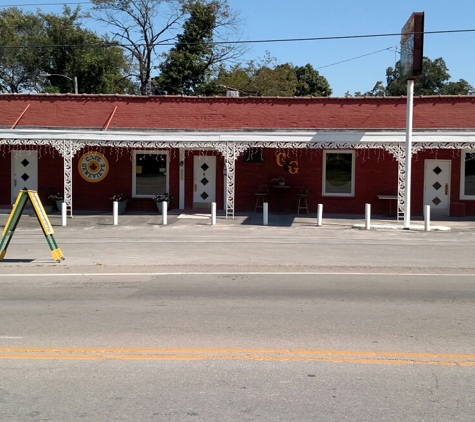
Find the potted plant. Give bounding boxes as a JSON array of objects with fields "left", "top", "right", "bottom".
[
  {"left": 153, "top": 193, "right": 172, "bottom": 213},
  {"left": 271, "top": 177, "right": 286, "bottom": 186},
  {"left": 48, "top": 192, "right": 64, "bottom": 212},
  {"left": 110, "top": 193, "right": 129, "bottom": 214}
]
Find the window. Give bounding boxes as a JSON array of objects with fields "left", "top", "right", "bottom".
[
  {"left": 133, "top": 151, "right": 168, "bottom": 197},
  {"left": 242, "top": 148, "right": 264, "bottom": 163},
  {"left": 322, "top": 151, "right": 355, "bottom": 196},
  {"left": 460, "top": 150, "right": 475, "bottom": 199}
]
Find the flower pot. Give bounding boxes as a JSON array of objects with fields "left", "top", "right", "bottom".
[
  {"left": 116, "top": 200, "right": 127, "bottom": 214},
  {"left": 55, "top": 200, "right": 63, "bottom": 212},
  {"left": 156, "top": 202, "right": 162, "bottom": 213},
  {"left": 278, "top": 181, "right": 285, "bottom": 186}
]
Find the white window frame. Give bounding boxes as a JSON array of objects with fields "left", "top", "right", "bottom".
[
  {"left": 460, "top": 149, "right": 475, "bottom": 200},
  {"left": 322, "top": 150, "right": 355, "bottom": 197},
  {"left": 132, "top": 150, "right": 169, "bottom": 198}
]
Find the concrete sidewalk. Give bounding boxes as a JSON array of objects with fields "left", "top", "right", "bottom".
[{"left": 2, "top": 208, "right": 475, "bottom": 232}]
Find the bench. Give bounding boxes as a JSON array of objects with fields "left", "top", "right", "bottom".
[{"left": 377, "top": 195, "right": 398, "bottom": 217}]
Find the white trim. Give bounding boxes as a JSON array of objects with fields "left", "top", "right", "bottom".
[
  {"left": 132, "top": 150, "right": 169, "bottom": 198},
  {"left": 322, "top": 150, "right": 355, "bottom": 197},
  {"left": 1, "top": 128, "right": 475, "bottom": 144},
  {"left": 460, "top": 149, "right": 475, "bottom": 200}
]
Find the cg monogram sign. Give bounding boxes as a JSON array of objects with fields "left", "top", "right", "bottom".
[
  {"left": 78, "top": 151, "right": 109, "bottom": 182},
  {"left": 276, "top": 152, "right": 299, "bottom": 174}
]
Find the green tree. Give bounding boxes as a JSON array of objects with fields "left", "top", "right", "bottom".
[
  {"left": 155, "top": 1, "right": 217, "bottom": 95},
  {"left": 357, "top": 57, "right": 474, "bottom": 96},
  {"left": 0, "top": 6, "right": 134, "bottom": 94},
  {"left": 0, "top": 8, "right": 46, "bottom": 93},
  {"left": 40, "top": 7, "right": 135, "bottom": 94},
  {"left": 91, "top": 0, "right": 242, "bottom": 95},
  {"left": 294, "top": 64, "right": 332, "bottom": 97},
  {"left": 214, "top": 54, "right": 332, "bottom": 97}
]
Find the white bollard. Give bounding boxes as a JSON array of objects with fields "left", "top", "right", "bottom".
[
  {"left": 211, "top": 202, "right": 216, "bottom": 225},
  {"left": 113, "top": 201, "right": 118, "bottom": 225},
  {"left": 61, "top": 202, "right": 67, "bottom": 226},
  {"left": 317, "top": 204, "right": 323, "bottom": 227},
  {"left": 162, "top": 201, "right": 168, "bottom": 225},
  {"left": 365, "top": 203, "right": 371, "bottom": 230},
  {"left": 263, "top": 202, "right": 268, "bottom": 226},
  {"left": 424, "top": 205, "right": 431, "bottom": 231}
]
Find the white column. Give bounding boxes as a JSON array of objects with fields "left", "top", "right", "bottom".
[
  {"left": 404, "top": 79, "right": 414, "bottom": 229},
  {"left": 61, "top": 202, "right": 67, "bottom": 226},
  {"left": 162, "top": 201, "right": 168, "bottom": 225},
  {"left": 211, "top": 202, "right": 216, "bottom": 225},
  {"left": 113, "top": 201, "right": 118, "bottom": 225},
  {"left": 317, "top": 204, "right": 323, "bottom": 227},
  {"left": 365, "top": 203, "right": 371, "bottom": 230},
  {"left": 424, "top": 205, "right": 431, "bottom": 232},
  {"left": 263, "top": 202, "right": 268, "bottom": 226},
  {"left": 179, "top": 149, "right": 185, "bottom": 209}
]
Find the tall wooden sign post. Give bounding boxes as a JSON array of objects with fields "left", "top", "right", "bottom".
[{"left": 0, "top": 189, "right": 64, "bottom": 262}]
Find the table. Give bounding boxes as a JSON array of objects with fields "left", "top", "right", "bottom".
[
  {"left": 272, "top": 185, "right": 290, "bottom": 214},
  {"left": 377, "top": 195, "right": 397, "bottom": 217}
]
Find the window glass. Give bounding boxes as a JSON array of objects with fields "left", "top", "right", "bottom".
[
  {"left": 134, "top": 153, "right": 167, "bottom": 196},
  {"left": 323, "top": 151, "right": 354, "bottom": 196},
  {"left": 462, "top": 152, "right": 475, "bottom": 198}
]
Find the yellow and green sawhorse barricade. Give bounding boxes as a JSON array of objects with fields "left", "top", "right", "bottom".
[{"left": 0, "top": 189, "right": 64, "bottom": 262}]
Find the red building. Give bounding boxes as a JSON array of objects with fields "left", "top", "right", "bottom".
[{"left": 1, "top": 94, "right": 474, "bottom": 218}]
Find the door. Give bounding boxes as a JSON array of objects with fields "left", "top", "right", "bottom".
[
  {"left": 193, "top": 155, "right": 216, "bottom": 209},
  {"left": 11, "top": 151, "right": 38, "bottom": 205},
  {"left": 424, "top": 160, "right": 450, "bottom": 217}
]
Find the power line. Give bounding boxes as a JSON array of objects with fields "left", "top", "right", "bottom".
[
  {"left": 316, "top": 47, "right": 398, "bottom": 70},
  {"left": 0, "top": 2, "right": 91, "bottom": 7},
  {"left": 0, "top": 28, "right": 474, "bottom": 50}
]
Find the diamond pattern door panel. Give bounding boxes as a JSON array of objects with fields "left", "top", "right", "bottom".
[
  {"left": 193, "top": 156, "right": 216, "bottom": 208},
  {"left": 424, "top": 160, "right": 450, "bottom": 216}
]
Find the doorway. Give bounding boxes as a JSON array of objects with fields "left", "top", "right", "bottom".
[
  {"left": 11, "top": 151, "right": 38, "bottom": 205},
  {"left": 193, "top": 155, "right": 216, "bottom": 209},
  {"left": 424, "top": 159, "right": 450, "bottom": 217}
]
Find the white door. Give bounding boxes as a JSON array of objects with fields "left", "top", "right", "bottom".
[
  {"left": 424, "top": 160, "right": 450, "bottom": 217},
  {"left": 193, "top": 155, "right": 216, "bottom": 209},
  {"left": 11, "top": 151, "right": 38, "bottom": 205}
]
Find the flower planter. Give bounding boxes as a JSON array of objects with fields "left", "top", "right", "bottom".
[
  {"left": 278, "top": 181, "right": 285, "bottom": 186},
  {"left": 55, "top": 200, "right": 63, "bottom": 212},
  {"left": 116, "top": 200, "right": 128, "bottom": 214}
]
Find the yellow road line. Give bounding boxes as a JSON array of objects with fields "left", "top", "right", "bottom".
[{"left": 0, "top": 347, "right": 474, "bottom": 365}]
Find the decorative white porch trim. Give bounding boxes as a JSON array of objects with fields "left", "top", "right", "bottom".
[{"left": 1, "top": 130, "right": 475, "bottom": 218}]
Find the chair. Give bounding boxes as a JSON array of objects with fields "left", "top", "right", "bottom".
[
  {"left": 296, "top": 186, "right": 309, "bottom": 214},
  {"left": 254, "top": 184, "right": 269, "bottom": 212}
]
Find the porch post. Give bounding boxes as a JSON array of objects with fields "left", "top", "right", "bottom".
[
  {"left": 179, "top": 149, "right": 185, "bottom": 209},
  {"left": 63, "top": 141, "right": 74, "bottom": 217}
]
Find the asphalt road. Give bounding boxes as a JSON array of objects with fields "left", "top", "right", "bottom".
[
  {"left": 1, "top": 215, "right": 475, "bottom": 420},
  {"left": 1, "top": 273, "right": 475, "bottom": 421}
]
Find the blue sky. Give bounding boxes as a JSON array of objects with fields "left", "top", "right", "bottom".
[{"left": 3, "top": 0, "right": 475, "bottom": 96}]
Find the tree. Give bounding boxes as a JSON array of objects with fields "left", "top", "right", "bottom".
[
  {"left": 214, "top": 54, "right": 332, "bottom": 97},
  {"left": 357, "top": 57, "right": 474, "bottom": 96},
  {"left": 294, "top": 64, "right": 332, "bottom": 97},
  {"left": 154, "top": 1, "right": 218, "bottom": 95},
  {"left": 91, "top": 0, "right": 243, "bottom": 95},
  {"left": 40, "top": 7, "right": 135, "bottom": 94},
  {"left": 0, "top": 8, "right": 46, "bottom": 93},
  {"left": 0, "top": 6, "right": 134, "bottom": 94}
]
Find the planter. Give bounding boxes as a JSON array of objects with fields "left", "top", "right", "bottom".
[
  {"left": 278, "top": 181, "right": 285, "bottom": 186},
  {"left": 156, "top": 201, "right": 170, "bottom": 213},
  {"left": 55, "top": 200, "right": 64, "bottom": 212},
  {"left": 116, "top": 200, "right": 128, "bottom": 214}
]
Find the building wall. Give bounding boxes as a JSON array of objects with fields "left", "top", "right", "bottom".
[
  {"left": 1, "top": 95, "right": 475, "bottom": 216},
  {"left": 1, "top": 94, "right": 475, "bottom": 130}
]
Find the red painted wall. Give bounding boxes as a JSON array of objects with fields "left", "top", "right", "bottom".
[
  {"left": 1, "top": 94, "right": 475, "bottom": 130},
  {"left": 1, "top": 95, "right": 475, "bottom": 216}
]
